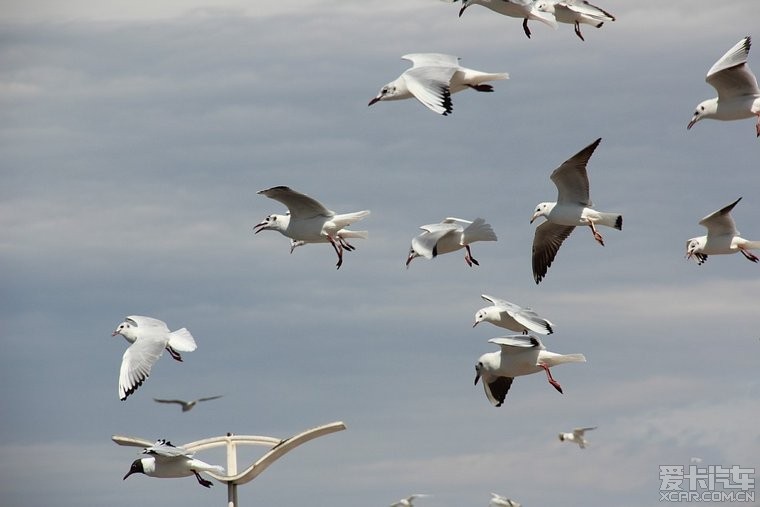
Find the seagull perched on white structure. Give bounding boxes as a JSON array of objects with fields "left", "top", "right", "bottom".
[
  {"left": 686, "top": 197, "right": 759, "bottom": 265},
  {"left": 112, "top": 316, "right": 197, "bottom": 401},
  {"left": 475, "top": 335, "right": 585, "bottom": 407},
  {"left": 153, "top": 395, "right": 223, "bottom": 412},
  {"left": 455, "top": 0, "right": 557, "bottom": 39},
  {"left": 687, "top": 36, "right": 760, "bottom": 137},
  {"left": 534, "top": 0, "right": 615, "bottom": 41},
  {"left": 390, "top": 494, "right": 431, "bottom": 507},
  {"left": 369, "top": 53, "right": 508, "bottom": 116},
  {"left": 406, "top": 217, "right": 497, "bottom": 267},
  {"left": 122, "top": 439, "right": 224, "bottom": 488},
  {"left": 473, "top": 295, "right": 554, "bottom": 334},
  {"left": 558, "top": 426, "right": 597, "bottom": 448},
  {"left": 254, "top": 186, "right": 370, "bottom": 269},
  {"left": 490, "top": 492, "right": 522, "bottom": 507},
  {"left": 530, "top": 138, "right": 622, "bottom": 284}
]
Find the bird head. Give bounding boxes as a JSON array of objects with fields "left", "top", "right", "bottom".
[
  {"left": 123, "top": 458, "right": 146, "bottom": 480},
  {"left": 472, "top": 309, "right": 488, "bottom": 327},
  {"left": 112, "top": 319, "right": 137, "bottom": 340},
  {"left": 558, "top": 433, "right": 565, "bottom": 442},
  {"left": 530, "top": 202, "right": 552, "bottom": 223},
  {"left": 687, "top": 100, "right": 716, "bottom": 130},
  {"left": 253, "top": 214, "right": 287, "bottom": 234},
  {"left": 369, "top": 82, "right": 399, "bottom": 106},
  {"left": 405, "top": 247, "right": 420, "bottom": 268},
  {"left": 474, "top": 360, "right": 484, "bottom": 385}
]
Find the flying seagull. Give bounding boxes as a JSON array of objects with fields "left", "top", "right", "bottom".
[
  {"left": 153, "top": 395, "right": 224, "bottom": 412},
  {"left": 558, "top": 426, "right": 597, "bottom": 448},
  {"left": 112, "top": 316, "right": 197, "bottom": 401},
  {"left": 530, "top": 138, "right": 622, "bottom": 283},
  {"left": 406, "top": 217, "right": 497, "bottom": 267},
  {"left": 390, "top": 494, "right": 431, "bottom": 507},
  {"left": 490, "top": 492, "right": 522, "bottom": 507},
  {"left": 534, "top": 0, "right": 615, "bottom": 41},
  {"left": 475, "top": 335, "right": 586, "bottom": 407},
  {"left": 455, "top": 0, "right": 557, "bottom": 39},
  {"left": 369, "top": 53, "right": 508, "bottom": 116},
  {"left": 123, "top": 439, "right": 224, "bottom": 488},
  {"left": 688, "top": 36, "right": 760, "bottom": 137},
  {"left": 686, "top": 197, "right": 759, "bottom": 265},
  {"left": 254, "top": 186, "right": 370, "bottom": 269},
  {"left": 473, "top": 295, "right": 554, "bottom": 334}
]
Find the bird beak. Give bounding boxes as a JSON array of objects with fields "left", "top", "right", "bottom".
[
  {"left": 111, "top": 330, "right": 119, "bottom": 337},
  {"left": 368, "top": 96, "right": 381, "bottom": 107},
  {"left": 474, "top": 371, "right": 481, "bottom": 385},
  {"left": 472, "top": 321, "right": 479, "bottom": 328},
  {"left": 458, "top": 4, "right": 469, "bottom": 17},
  {"left": 123, "top": 470, "right": 135, "bottom": 480},
  {"left": 687, "top": 118, "right": 697, "bottom": 130},
  {"left": 253, "top": 221, "right": 268, "bottom": 234},
  {"left": 530, "top": 212, "right": 539, "bottom": 224},
  {"left": 405, "top": 252, "right": 415, "bottom": 269}
]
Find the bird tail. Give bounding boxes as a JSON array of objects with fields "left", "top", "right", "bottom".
[
  {"left": 597, "top": 213, "right": 622, "bottom": 230},
  {"left": 744, "top": 240, "right": 760, "bottom": 250},
  {"left": 168, "top": 328, "right": 197, "bottom": 353},
  {"left": 332, "top": 210, "right": 370, "bottom": 228},
  {"left": 462, "top": 218, "right": 497, "bottom": 244},
  {"left": 556, "top": 353, "right": 586, "bottom": 364},
  {"left": 337, "top": 229, "right": 368, "bottom": 240},
  {"left": 529, "top": 9, "right": 558, "bottom": 29}
]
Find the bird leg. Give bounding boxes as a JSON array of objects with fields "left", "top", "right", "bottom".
[
  {"left": 755, "top": 114, "right": 760, "bottom": 138},
  {"left": 193, "top": 471, "right": 213, "bottom": 488},
  {"left": 574, "top": 21, "right": 585, "bottom": 41},
  {"left": 522, "top": 18, "right": 532, "bottom": 38},
  {"left": 464, "top": 245, "right": 480, "bottom": 266},
  {"left": 588, "top": 222, "right": 605, "bottom": 246},
  {"left": 165, "top": 346, "right": 183, "bottom": 362},
  {"left": 337, "top": 236, "right": 356, "bottom": 252},
  {"left": 539, "top": 363, "right": 563, "bottom": 394},
  {"left": 328, "top": 236, "right": 344, "bottom": 269},
  {"left": 740, "top": 247, "right": 759, "bottom": 263}
]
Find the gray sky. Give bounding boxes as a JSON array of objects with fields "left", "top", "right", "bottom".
[{"left": 1, "top": 1, "right": 759, "bottom": 506}]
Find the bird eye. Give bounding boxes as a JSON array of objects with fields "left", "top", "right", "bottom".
[{"left": 700, "top": 106, "right": 705, "bottom": 111}]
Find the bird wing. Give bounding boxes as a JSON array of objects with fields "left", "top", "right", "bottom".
[
  {"left": 197, "top": 395, "right": 224, "bottom": 403},
  {"left": 573, "top": 426, "right": 597, "bottom": 437},
  {"left": 505, "top": 305, "right": 554, "bottom": 335},
  {"left": 257, "top": 186, "right": 334, "bottom": 219},
  {"left": 125, "top": 315, "right": 170, "bottom": 334},
  {"left": 484, "top": 376, "right": 514, "bottom": 407},
  {"left": 699, "top": 197, "right": 741, "bottom": 236},
  {"left": 532, "top": 222, "right": 575, "bottom": 284},
  {"left": 706, "top": 36, "right": 760, "bottom": 100},
  {"left": 489, "top": 335, "right": 544, "bottom": 350},
  {"left": 404, "top": 66, "right": 457, "bottom": 115},
  {"left": 153, "top": 398, "right": 188, "bottom": 406},
  {"left": 411, "top": 225, "right": 457, "bottom": 259},
  {"left": 144, "top": 440, "right": 192, "bottom": 459},
  {"left": 402, "top": 53, "right": 460, "bottom": 68},
  {"left": 119, "top": 334, "right": 167, "bottom": 400},
  {"left": 550, "top": 138, "right": 601, "bottom": 206},
  {"left": 562, "top": 0, "right": 615, "bottom": 21}
]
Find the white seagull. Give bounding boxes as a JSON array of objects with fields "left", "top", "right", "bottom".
[
  {"left": 123, "top": 439, "right": 224, "bottom": 488},
  {"left": 390, "top": 494, "right": 431, "bottom": 507},
  {"left": 530, "top": 138, "right": 622, "bottom": 284},
  {"left": 474, "top": 335, "right": 586, "bottom": 407},
  {"left": 406, "top": 217, "right": 497, "bottom": 267},
  {"left": 534, "top": 0, "right": 615, "bottom": 41},
  {"left": 558, "top": 426, "right": 597, "bottom": 449},
  {"left": 254, "top": 186, "right": 370, "bottom": 269},
  {"left": 473, "top": 295, "right": 554, "bottom": 334},
  {"left": 688, "top": 36, "right": 760, "bottom": 137},
  {"left": 153, "top": 395, "right": 223, "bottom": 412},
  {"left": 112, "top": 316, "right": 197, "bottom": 401},
  {"left": 368, "top": 53, "right": 508, "bottom": 116},
  {"left": 455, "top": 0, "right": 557, "bottom": 39},
  {"left": 686, "top": 197, "right": 759, "bottom": 265},
  {"left": 490, "top": 492, "right": 522, "bottom": 507}
]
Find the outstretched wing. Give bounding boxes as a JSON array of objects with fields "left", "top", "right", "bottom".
[
  {"left": 699, "top": 197, "right": 741, "bottom": 236},
  {"left": 257, "top": 186, "right": 334, "bottom": 219},
  {"left": 550, "top": 138, "right": 601, "bottom": 206},
  {"left": 532, "top": 222, "right": 575, "bottom": 284},
  {"left": 706, "top": 36, "right": 759, "bottom": 100}
]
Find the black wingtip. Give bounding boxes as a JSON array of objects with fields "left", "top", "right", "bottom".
[{"left": 615, "top": 215, "right": 623, "bottom": 230}]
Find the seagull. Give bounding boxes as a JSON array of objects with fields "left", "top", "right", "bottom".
[
  {"left": 530, "top": 138, "right": 622, "bottom": 284},
  {"left": 368, "top": 53, "right": 508, "bottom": 116},
  {"left": 534, "top": 0, "right": 615, "bottom": 41},
  {"left": 473, "top": 295, "right": 554, "bottom": 334},
  {"left": 474, "top": 335, "right": 586, "bottom": 407},
  {"left": 406, "top": 217, "right": 497, "bottom": 267},
  {"left": 390, "top": 494, "right": 431, "bottom": 507},
  {"left": 686, "top": 197, "right": 759, "bottom": 265},
  {"left": 558, "top": 426, "right": 597, "bottom": 448},
  {"left": 254, "top": 186, "right": 370, "bottom": 269},
  {"left": 112, "top": 316, "right": 197, "bottom": 401},
  {"left": 123, "top": 439, "right": 224, "bottom": 488},
  {"left": 687, "top": 36, "right": 760, "bottom": 137},
  {"left": 455, "top": 0, "right": 557, "bottom": 39},
  {"left": 153, "top": 395, "right": 223, "bottom": 412},
  {"left": 490, "top": 492, "right": 522, "bottom": 507}
]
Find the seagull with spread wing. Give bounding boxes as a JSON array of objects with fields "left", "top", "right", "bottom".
[
  {"left": 686, "top": 197, "right": 759, "bottom": 265},
  {"left": 153, "top": 395, "right": 223, "bottom": 412}
]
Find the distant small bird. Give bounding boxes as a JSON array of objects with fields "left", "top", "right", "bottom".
[
  {"left": 475, "top": 335, "right": 586, "bottom": 407},
  {"left": 112, "top": 316, "right": 198, "bottom": 401},
  {"left": 123, "top": 439, "right": 224, "bottom": 488},
  {"left": 687, "top": 36, "right": 760, "bottom": 137},
  {"left": 254, "top": 186, "right": 370, "bottom": 269},
  {"left": 558, "top": 426, "right": 597, "bottom": 448},
  {"left": 455, "top": 0, "right": 557, "bottom": 39},
  {"left": 473, "top": 294, "right": 554, "bottom": 335},
  {"left": 686, "top": 197, "right": 759, "bottom": 265},
  {"left": 153, "top": 395, "right": 223, "bottom": 412},
  {"left": 390, "top": 494, "right": 431, "bottom": 507},
  {"left": 369, "top": 53, "right": 508, "bottom": 116},
  {"left": 406, "top": 217, "right": 497, "bottom": 267},
  {"left": 530, "top": 138, "right": 622, "bottom": 284},
  {"left": 490, "top": 492, "right": 522, "bottom": 507},
  {"left": 534, "top": 0, "right": 615, "bottom": 41}
]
